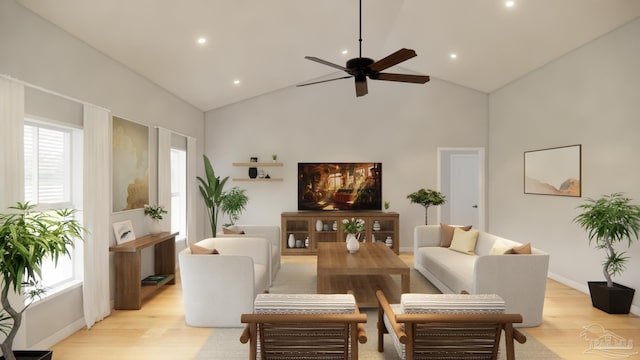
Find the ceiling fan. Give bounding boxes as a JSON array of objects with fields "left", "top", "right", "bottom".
[{"left": 297, "top": 0, "right": 430, "bottom": 97}]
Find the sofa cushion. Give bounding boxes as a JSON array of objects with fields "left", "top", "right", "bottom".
[
  {"left": 449, "top": 228, "right": 479, "bottom": 255},
  {"left": 189, "top": 243, "right": 219, "bottom": 254},
  {"left": 254, "top": 293, "right": 356, "bottom": 314},
  {"left": 223, "top": 227, "right": 245, "bottom": 234},
  {"left": 439, "top": 223, "right": 472, "bottom": 247},
  {"left": 417, "top": 246, "right": 475, "bottom": 293}
]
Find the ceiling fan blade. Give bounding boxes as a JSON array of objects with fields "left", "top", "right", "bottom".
[
  {"left": 376, "top": 73, "right": 430, "bottom": 84},
  {"left": 297, "top": 76, "right": 353, "bottom": 87},
  {"left": 355, "top": 77, "right": 368, "bottom": 97},
  {"left": 369, "top": 48, "right": 417, "bottom": 72},
  {"left": 304, "top": 56, "right": 348, "bottom": 71}
]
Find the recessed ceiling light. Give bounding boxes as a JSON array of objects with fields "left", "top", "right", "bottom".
[
  {"left": 233, "top": 80, "right": 240, "bottom": 85},
  {"left": 450, "top": 53, "right": 458, "bottom": 59},
  {"left": 505, "top": 1, "right": 515, "bottom": 7},
  {"left": 197, "top": 37, "right": 207, "bottom": 44},
  {"left": 342, "top": 49, "right": 348, "bottom": 55}
]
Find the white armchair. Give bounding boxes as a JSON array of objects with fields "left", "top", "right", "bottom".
[
  {"left": 178, "top": 236, "right": 270, "bottom": 327},
  {"left": 218, "top": 225, "right": 281, "bottom": 283}
]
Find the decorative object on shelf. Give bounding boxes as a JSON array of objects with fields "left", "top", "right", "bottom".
[
  {"left": 346, "top": 233, "right": 360, "bottom": 253},
  {"left": 323, "top": 223, "right": 329, "bottom": 231},
  {"left": 197, "top": 155, "right": 229, "bottom": 237},
  {"left": 384, "top": 201, "right": 390, "bottom": 211},
  {"left": 373, "top": 220, "right": 381, "bottom": 231},
  {"left": 113, "top": 220, "right": 136, "bottom": 244},
  {"left": 0, "top": 202, "right": 84, "bottom": 360},
  {"left": 315, "top": 219, "right": 323, "bottom": 232},
  {"left": 305, "top": 236, "right": 310, "bottom": 248},
  {"left": 265, "top": 174, "right": 271, "bottom": 179},
  {"left": 144, "top": 203, "right": 167, "bottom": 235},
  {"left": 407, "top": 188, "right": 446, "bottom": 225},
  {"left": 288, "top": 234, "right": 295, "bottom": 248},
  {"left": 296, "top": 239, "right": 303, "bottom": 248},
  {"left": 258, "top": 169, "right": 265, "bottom": 178},
  {"left": 372, "top": 234, "right": 376, "bottom": 243},
  {"left": 332, "top": 221, "right": 338, "bottom": 231},
  {"left": 573, "top": 192, "right": 640, "bottom": 314},
  {"left": 272, "top": 154, "right": 278, "bottom": 162},
  {"left": 385, "top": 236, "right": 393, "bottom": 248},
  {"left": 249, "top": 156, "right": 258, "bottom": 178}
]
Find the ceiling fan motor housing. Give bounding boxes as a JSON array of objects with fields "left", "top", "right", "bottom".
[{"left": 346, "top": 57, "right": 376, "bottom": 78}]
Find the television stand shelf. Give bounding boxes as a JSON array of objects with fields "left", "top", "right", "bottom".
[
  {"left": 281, "top": 211, "right": 399, "bottom": 255},
  {"left": 109, "top": 232, "right": 178, "bottom": 310}
]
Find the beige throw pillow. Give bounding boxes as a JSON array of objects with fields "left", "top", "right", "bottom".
[
  {"left": 223, "top": 227, "right": 245, "bottom": 235},
  {"left": 189, "top": 243, "right": 220, "bottom": 255},
  {"left": 440, "top": 223, "right": 472, "bottom": 247},
  {"left": 449, "top": 228, "right": 479, "bottom": 255}
]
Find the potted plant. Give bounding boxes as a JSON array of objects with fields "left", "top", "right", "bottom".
[
  {"left": 221, "top": 187, "right": 249, "bottom": 227},
  {"left": 573, "top": 192, "right": 640, "bottom": 314},
  {"left": 143, "top": 204, "right": 167, "bottom": 235},
  {"left": 407, "top": 188, "right": 446, "bottom": 225},
  {"left": 0, "top": 202, "right": 84, "bottom": 360},
  {"left": 197, "top": 155, "right": 229, "bottom": 237}
]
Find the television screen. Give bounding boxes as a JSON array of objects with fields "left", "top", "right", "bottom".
[{"left": 298, "top": 162, "right": 382, "bottom": 211}]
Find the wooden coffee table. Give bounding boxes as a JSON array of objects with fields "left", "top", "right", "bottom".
[{"left": 316, "top": 242, "right": 410, "bottom": 307}]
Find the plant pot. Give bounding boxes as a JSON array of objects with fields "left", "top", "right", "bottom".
[
  {"left": 588, "top": 281, "right": 635, "bottom": 314},
  {"left": 1, "top": 350, "right": 53, "bottom": 360}
]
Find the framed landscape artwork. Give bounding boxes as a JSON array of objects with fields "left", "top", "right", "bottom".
[
  {"left": 524, "top": 144, "right": 581, "bottom": 197},
  {"left": 112, "top": 116, "right": 149, "bottom": 212}
]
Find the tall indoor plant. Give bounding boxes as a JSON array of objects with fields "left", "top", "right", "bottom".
[
  {"left": 573, "top": 192, "right": 640, "bottom": 314},
  {"left": 0, "top": 202, "right": 84, "bottom": 360},
  {"left": 197, "top": 155, "right": 229, "bottom": 237},
  {"left": 221, "top": 187, "right": 249, "bottom": 227},
  {"left": 407, "top": 188, "right": 446, "bottom": 225}
]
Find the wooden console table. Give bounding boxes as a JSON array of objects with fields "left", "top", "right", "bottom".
[{"left": 109, "top": 232, "right": 178, "bottom": 310}]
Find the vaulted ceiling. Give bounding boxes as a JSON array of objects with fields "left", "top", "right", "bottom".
[{"left": 17, "top": 0, "right": 640, "bottom": 112}]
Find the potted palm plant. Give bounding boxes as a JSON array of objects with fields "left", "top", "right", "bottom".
[
  {"left": 407, "top": 188, "right": 446, "bottom": 225},
  {"left": 197, "top": 155, "right": 229, "bottom": 237},
  {"left": 573, "top": 192, "right": 640, "bottom": 314},
  {"left": 0, "top": 202, "right": 84, "bottom": 360}
]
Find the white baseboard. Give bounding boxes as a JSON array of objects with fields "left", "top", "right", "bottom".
[
  {"left": 30, "top": 318, "right": 85, "bottom": 350},
  {"left": 548, "top": 271, "right": 639, "bottom": 316}
]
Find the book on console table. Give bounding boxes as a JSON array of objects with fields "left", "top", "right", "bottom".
[{"left": 141, "top": 275, "right": 168, "bottom": 285}]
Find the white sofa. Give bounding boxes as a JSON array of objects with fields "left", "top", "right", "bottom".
[
  {"left": 219, "top": 225, "right": 281, "bottom": 283},
  {"left": 178, "top": 236, "right": 270, "bottom": 327},
  {"left": 413, "top": 225, "right": 550, "bottom": 327}
]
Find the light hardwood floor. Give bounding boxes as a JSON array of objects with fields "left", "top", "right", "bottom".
[{"left": 51, "top": 253, "right": 640, "bottom": 359}]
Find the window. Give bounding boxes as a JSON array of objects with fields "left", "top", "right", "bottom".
[
  {"left": 170, "top": 148, "right": 187, "bottom": 241},
  {"left": 24, "top": 119, "right": 82, "bottom": 290}
]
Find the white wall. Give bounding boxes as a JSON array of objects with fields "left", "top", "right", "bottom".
[
  {"left": 205, "top": 76, "right": 489, "bottom": 249},
  {"left": 0, "top": 0, "right": 205, "bottom": 349},
  {"left": 488, "top": 18, "right": 640, "bottom": 313}
]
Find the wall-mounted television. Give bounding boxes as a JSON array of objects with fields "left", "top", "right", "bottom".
[{"left": 298, "top": 162, "right": 382, "bottom": 211}]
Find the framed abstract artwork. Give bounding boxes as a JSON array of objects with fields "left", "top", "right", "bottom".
[
  {"left": 524, "top": 144, "right": 581, "bottom": 197},
  {"left": 112, "top": 116, "right": 149, "bottom": 212},
  {"left": 113, "top": 220, "right": 136, "bottom": 244}
]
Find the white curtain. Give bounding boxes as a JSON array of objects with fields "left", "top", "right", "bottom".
[
  {"left": 186, "top": 136, "right": 197, "bottom": 244},
  {"left": 0, "top": 76, "right": 24, "bottom": 208},
  {"left": 82, "top": 104, "right": 111, "bottom": 329},
  {"left": 157, "top": 127, "right": 172, "bottom": 231}
]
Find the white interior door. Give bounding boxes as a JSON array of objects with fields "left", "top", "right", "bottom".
[{"left": 438, "top": 148, "right": 484, "bottom": 230}]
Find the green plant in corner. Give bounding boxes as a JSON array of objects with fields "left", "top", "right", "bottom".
[
  {"left": 573, "top": 192, "right": 640, "bottom": 288},
  {"left": 221, "top": 187, "right": 249, "bottom": 227},
  {"left": 407, "top": 188, "right": 446, "bottom": 225},
  {"left": 197, "top": 154, "right": 229, "bottom": 237},
  {"left": 0, "top": 202, "right": 84, "bottom": 360}
]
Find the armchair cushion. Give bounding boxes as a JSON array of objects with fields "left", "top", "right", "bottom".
[
  {"left": 254, "top": 293, "right": 356, "bottom": 314},
  {"left": 401, "top": 293, "right": 505, "bottom": 314},
  {"left": 189, "top": 242, "right": 219, "bottom": 254}
]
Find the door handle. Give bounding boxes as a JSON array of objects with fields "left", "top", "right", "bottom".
[{"left": 472, "top": 205, "right": 478, "bottom": 208}]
